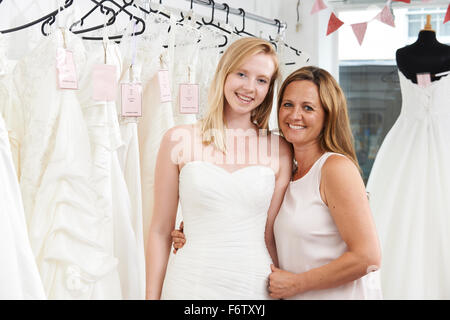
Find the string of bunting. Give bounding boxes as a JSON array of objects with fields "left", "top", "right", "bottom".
[{"left": 311, "top": 0, "right": 450, "bottom": 46}]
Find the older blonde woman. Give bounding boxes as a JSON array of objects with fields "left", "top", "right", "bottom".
[
  {"left": 270, "top": 66, "right": 382, "bottom": 300},
  {"left": 146, "top": 37, "right": 292, "bottom": 300}
]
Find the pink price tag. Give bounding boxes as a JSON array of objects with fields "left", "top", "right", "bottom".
[
  {"left": 56, "top": 48, "right": 78, "bottom": 90},
  {"left": 417, "top": 73, "right": 431, "bottom": 88},
  {"left": 158, "top": 70, "right": 172, "bottom": 102},
  {"left": 179, "top": 83, "right": 199, "bottom": 114},
  {"left": 92, "top": 64, "right": 117, "bottom": 101},
  {"left": 121, "top": 82, "right": 142, "bottom": 117}
]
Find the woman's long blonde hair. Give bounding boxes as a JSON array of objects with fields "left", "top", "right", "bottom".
[
  {"left": 277, "top": 66, "right": 361, "bottom": 172},
  {"left": 201, "top": 37, "right": 279, "bottom": 153}
]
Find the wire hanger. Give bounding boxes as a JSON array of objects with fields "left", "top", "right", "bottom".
[
  {"left": 69, "top": 0, "right": 146, "bottom": 41},
  {"left": 178, "top": 0, "right": 202, "bottom": 27},
  {"left": 269, "top": 19, "right": 303, "bottom": 57},
  {"left": 0, "top": 0, "right": 74, "bottom": 35},
  {"left": 199, "top": 0, "right": 229, "bottom": 48},
  {"left": 142, "top": 0, "right": 170, "bottom": 20}
]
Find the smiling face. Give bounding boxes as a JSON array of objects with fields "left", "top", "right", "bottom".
[
  {"left": 223, "top": 52, "right": 275, "bottom": 118},
  {"left": 278, "top": 80, "right": 326, "bottom": 148}
]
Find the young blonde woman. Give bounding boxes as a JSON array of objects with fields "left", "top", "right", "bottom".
[
  {"left": 172, "top": 66, "right": 383, "bottom": 300},
  {"left": 145, "top": 37, "right": 293, "bottom": 300}
]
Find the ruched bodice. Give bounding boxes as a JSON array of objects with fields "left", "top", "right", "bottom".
[
  {"left": 161, "top": 161, "right": 275, "bottom": 300},
  {"left": 398, "top": 71, "right": 450, "bottom": 120}
]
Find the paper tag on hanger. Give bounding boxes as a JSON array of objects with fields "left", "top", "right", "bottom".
[
  {"left": 121, "top": 82, "right": 142, "bottom": 117},
  {"left": 158, "top": 70, "right": 172, "bottom": 102},
  {"left": 92, "top": 64, "right": 117, "bottom": 101},
  {"left": 56, "top": 48, "right": 78, "bottom": 90},
  {"left": 179, "top": 84, "right": 199, "bottom": 114},
  {"left": 417, "top": 73, "right": 431, "bottom": 88}
]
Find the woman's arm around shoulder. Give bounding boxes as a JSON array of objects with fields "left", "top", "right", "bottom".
[{"left": 264, "top": 134, "right": 293, "bottom": 267}]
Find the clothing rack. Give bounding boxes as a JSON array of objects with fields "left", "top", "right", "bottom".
[
  {"left": 187, "top": 0, "right": 287, "bottom": 32},
  {"left": 0, "top": 0, "right": 305, "bottom": 58},
  {"left": 185, "top": 0, "right": 304, "bottom": 57}
]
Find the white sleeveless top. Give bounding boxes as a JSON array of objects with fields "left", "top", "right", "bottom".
[{"left": 274, "top": 152, "right": 382, "bottom": 299}]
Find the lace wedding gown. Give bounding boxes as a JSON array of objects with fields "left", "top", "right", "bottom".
[
  {"left": 366, "top": 71, "right": 450, "bottom": 299},
  {"left": 0, "top": 112, "right": 46, "bottom": 299},
  {"left": 161, "top": 162, "right": 275, "bottom": 299},
  {"left": 7, "top": 29, "right": 121, "bottom": 299},
  {"left": 0, "top": 33, "right": 45, "bottom": 300}
]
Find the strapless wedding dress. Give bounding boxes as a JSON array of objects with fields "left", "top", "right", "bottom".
[
  {"left": 161, "top": 161, "right": 275, "bottom": 300},
  {"left": 366, "top": 72, "right": 450, "bottom": 299}
]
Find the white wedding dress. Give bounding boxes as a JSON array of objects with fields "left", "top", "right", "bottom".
[
  {"left": 0, "top": 113, "right": 46, "bottom": 300},
  {"left": 7, "top": 29, "right": 121, "bottom": 299},
  {"left": 80, "top": 38, "right": 145, "bottom": 299},
  {"left": 119, "top": 16, "right": 175, "bottom": 251},
  {"left": 161, "top": 161, "right": 275, "bottom": 300},
  {"left": 366, "top": 71, "right": 450, "bottom": 299}
]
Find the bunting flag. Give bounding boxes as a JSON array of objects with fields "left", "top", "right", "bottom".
[
  {"left": 309, "top": 0, "right": 450, "bottom": 44},
  {"left": 326, "top": 13, "right": 344, "bottom": 36},
  {"left": 375, "top": 5, "right": 395, "bottom": 27},
  {"left": 351, "top": 22, "right": 368, "bottom": 45},
  {"left": 445, "top": 4, "right": 450, "bottom": 24},
  {"left": 311, "top": 0, "right": 327, "bottom": 15}
]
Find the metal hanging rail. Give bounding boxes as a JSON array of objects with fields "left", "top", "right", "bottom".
[{"left": 187, "top": 0, "right": 288, "bottom": 32}]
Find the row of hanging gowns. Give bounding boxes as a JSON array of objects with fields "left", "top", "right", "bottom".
[
  {"left": 0, "top": 6, "right": 308, "bottom": 298},
  {"left": 0, "top": 11, "right": 229, "bottom": 299}
]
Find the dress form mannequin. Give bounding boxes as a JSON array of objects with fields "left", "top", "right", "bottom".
[{"left": 396, "top": 15, "right": 450, "bottom": 83}]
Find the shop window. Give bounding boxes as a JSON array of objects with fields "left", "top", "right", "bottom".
[
  {"left": 339, "top": 64, "right": 401, "bottom": 183},
  {"left": 407, "top": 7, "right": 450, "bottom": 42},
  {"left": 339, "top": 6, "right": 449, "bottom": 183}
]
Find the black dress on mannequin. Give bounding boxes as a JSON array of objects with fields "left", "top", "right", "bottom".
[{"left": 396, "top": 29, "right": 450, "bottom": 83}]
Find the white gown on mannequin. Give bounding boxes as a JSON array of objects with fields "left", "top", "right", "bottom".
[
  {"left": 366, "top": 71, "right": 450, "bottom": 299},
  {"left": 7, "top": 29, "right": 121, "bottom": 299},
  {"left": 161, "top": 162, "right": 275, "bottom": 299}
]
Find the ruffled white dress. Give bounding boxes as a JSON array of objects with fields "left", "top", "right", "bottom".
[{"left": 7, "top": 29, "right": 121, "bottom": 299}]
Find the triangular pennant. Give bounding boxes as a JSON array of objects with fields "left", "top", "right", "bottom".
[
  {"left": 326, "top": 13, "right": 344, "bottom": 36},
  {"left": 444, "top": 4, "right": 450, "bottom": 24},
  {"left": 393, "top": 0, "right": 410, "bottom": 3},
  {"left": 311, "top": 0, "right": 327, "bottom": 15},
  {"left": 351, "top": 22, "right": 368, "bottom": 46},
  {"left": 375, "top": 5, "right": 395, "bottom": 28}
]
